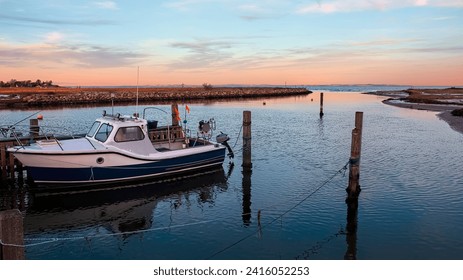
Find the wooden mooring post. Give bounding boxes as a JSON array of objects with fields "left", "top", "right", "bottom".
[
  {"left": 1, "top": 140, "right": 23, "bottom": 182},
  {"left": 344, "top": 112, "right": 362, "bottom": 259},
  {"left": 319, "top": 92, "right": 324, "bottom": 118},
  {"left": 0, "top": 210, "right": 24, "bottom": 260},
  {"left": 0, "top": 143, "right": 7, "bottom": 180},
  {"left": 29, "top": 118, "right": 39, "bottom": 140},
  {"left": 347, "top": 111, "right": 363, "bottom": 199},
  {"left": 1, "top": 119, "right": 41, "bottom": 182},
  {"left": 242, "top": 111, "right": 252, "bottom": 225}
]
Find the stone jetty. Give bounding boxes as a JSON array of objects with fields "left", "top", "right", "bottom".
[{"left": 0, "top": 87, "right": 311, "bottom": 107}]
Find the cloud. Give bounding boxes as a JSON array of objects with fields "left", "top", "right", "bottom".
[
  {"left": 44, "top": 32, "right": 64, "bottom": 43},
  {"left": 346, "top": 38, "right": 420, "bottom": 47},
  {"left": 94, "top": 1, "right": 119, "bottom": 10},
  {"left": 431, "top": 16, "right": 456, "bottom": 20},
  {"left": 236, "top": 2, "right": 293, "bottom": 21},
  {"left": 165, "top": 0, "right": 215, "bottom": 11},
  {"left": 0, "top": 14, "right": 115, "bottom": 26},
  {"left": 166, "top": 39, "right": 235, "bottom": 70},
  {"left": 0, "top": 41, "right": 146, "bottom": 68},
  {"left": 159, "top": 33, "right": 463, "bottom": 75},
  {"left": 296, "top": 0, "right": 463, "bottom": 14}
]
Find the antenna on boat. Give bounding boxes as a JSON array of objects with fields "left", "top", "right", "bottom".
[{"left": 135, "top": 66, "right": 140, "bottom": 118}]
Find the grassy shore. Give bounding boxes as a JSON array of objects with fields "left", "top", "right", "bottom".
[
  {"left": 364, "top": 87, "right": 463, "bottom": 134},
  {"left": 0, "top": 86, "right": 311, "bottom": 108}
]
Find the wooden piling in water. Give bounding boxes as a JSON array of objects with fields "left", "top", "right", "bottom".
[
  {"left": 347, "top": 112, "right": 363, "bottom": 198},
  {"left": 0, "top": 143, "right": 6, "bottom": 180},
  {"left": 319, "top": 92, "right": 324, "bottom": 117},
  {"left": 1, "top": 139, "right": 28, "bottom": 182},
  {"left": 0, "top": 209, "right": 24, "bottom": 260},
  {"left": 242, "top": 111, "right": 252, "bottom": 225},
  {"left": 8, "top": 153, "right": 15, "bottom": 179},
  {"left": 29, "top": 119, "right": 39, "bottom": 140}
]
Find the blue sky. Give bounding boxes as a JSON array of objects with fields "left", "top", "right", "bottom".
[{"left": 0, "top": 0, "right": 462, "bottom": 86}]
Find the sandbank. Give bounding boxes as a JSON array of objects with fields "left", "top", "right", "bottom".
[{"left": 364, "top": 88, "right": 463, "bottom": 135}]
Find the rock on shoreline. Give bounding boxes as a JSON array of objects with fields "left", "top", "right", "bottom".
[{"left": 0, "top": 87, "right": 312, "bottom": 107}]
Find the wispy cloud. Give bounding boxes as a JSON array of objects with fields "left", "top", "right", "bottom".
[
  {"left": 0, "top": 41, "right": 146, "bottom": 68},
  {"left": 155, "top": 33, "right": 463, "bottom": 75},
  {"left": 164, "top": 0, "right": 215, "bottom": 11},
  {"left": 167, "top": 39, "right": 235, "bottom": 70},
  {"left": 431, "top": 16, "right": 456, "bottom": 20},
  {"left": 43, "top": 32, "right": 65, "bottom": 43},
  {"left": 297, "top": 0, "right": 463, "bottom": 14},
  {"left": 347, "top": 38, "right": 420, "bottom": 47},
  {"left": 94, "top": 1, "right": 119, "bottom": 10},
  {"left": 236, "top": 2, "right": 293, "bottom": 21},
  {"left": 0, "top": 14, "right": 115, "bottom": 26}
]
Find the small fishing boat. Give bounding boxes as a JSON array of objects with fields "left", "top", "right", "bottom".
[{"left": 7, "top": 105, "right": 234, "bottom": 187}]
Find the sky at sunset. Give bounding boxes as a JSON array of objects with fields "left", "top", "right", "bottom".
[{"left": 0, "top": 0, "right": 462, "bottom": 86}]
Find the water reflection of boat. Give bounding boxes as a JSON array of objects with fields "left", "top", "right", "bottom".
[
  {"left": 24, "top": 167, "right": 231, "bottom": 235},
  {"left": 8, "top": 106, "right": 234, "bottom": 188}
]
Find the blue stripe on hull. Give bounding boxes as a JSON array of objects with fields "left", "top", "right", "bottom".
[{"left": 27, "top": 148, "right": 226, "bottom": 185}]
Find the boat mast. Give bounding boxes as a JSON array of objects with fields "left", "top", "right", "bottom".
[{"left": 135, "top": 66, "right": 139, "bottom": 118}]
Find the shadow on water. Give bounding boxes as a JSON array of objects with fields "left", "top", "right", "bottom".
[
  {"left": 242, "top": 165, "right": 252, "bottom": 227},
  {"left": 294, "top": 186, "right": 359, "bottom": 260},
  {"left": 2, "top": 165, "right": 235, "bottom": 237},
  {"left": 344, "top": 198, "right": 358, "bottom": 260}
]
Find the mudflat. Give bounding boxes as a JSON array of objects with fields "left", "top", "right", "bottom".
[{"left": 364, "top": 87, "right": 463, "bottom": 134}]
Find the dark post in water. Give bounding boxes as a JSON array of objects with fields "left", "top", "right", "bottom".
[
  {"left": 347, "top": 111, "right": 363, "bottom": 198},
  {"left": 319, "top": 92, "right": 324, "bottom": 118},
  {"left": 242, "top": 111, "right": 252, "bottom": 225},
  {"left": 0, "top": 210, "right": 24, "bottom": 260},
  {"left": 0, "top": 144, "right": 7, "bottom": 180},
  {"left": 8, "top": 152, "right": 15, "bottom": 179},
  {"left": 29, "top": 118, "right": 39, "bottom": 140},
  {"left": 344, "top": 112, "right": 362, "bottom": 259}
]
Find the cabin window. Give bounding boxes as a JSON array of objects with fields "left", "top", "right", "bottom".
[
  {"left": 87, "top": 121, "right": 101, "bottom": 137},
  {"left": 114, "top": 126, "right": 145, "bottom": 142},
  {"left": 94, "top": 123, "right": 113, "bottom": 142}
]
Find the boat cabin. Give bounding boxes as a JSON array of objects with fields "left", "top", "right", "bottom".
[{"left": 85, "top": 107, "right": 211, "bottom": 155}]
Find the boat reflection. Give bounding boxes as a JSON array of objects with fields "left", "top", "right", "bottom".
[{"left": 24, "top": 165, "right": 233, "bottom": 235}]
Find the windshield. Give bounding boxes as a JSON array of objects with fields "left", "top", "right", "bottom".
[
  {"left": 87, "top": 121, "right": 101, "bottom": 137},
  {"left": 94, "top": 123, "right": 113, "bottom": 142}
]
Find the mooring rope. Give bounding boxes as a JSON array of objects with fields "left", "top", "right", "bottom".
[
  {"left": 206, "top": 160, "right": 350, "bottom": 259},
  {"left": 0, "top": 160, "right": 350, "bottom": 257},
  {"left": 0, "top": 219, "right": 218, "bottom": 248},
  {"left": 240, "top": 161, "right": 349, "bottom": 219},
  {"left": 231, "top": 124, "right": 243, "bottom": 149}
]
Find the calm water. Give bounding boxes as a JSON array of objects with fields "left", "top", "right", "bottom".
[{"left": 1, "top": 90, "right": 462, "bottom": 260}]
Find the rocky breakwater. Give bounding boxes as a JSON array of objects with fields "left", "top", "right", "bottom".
[{"left": 7, "top": 87, "right": 311, "bottom": 107}]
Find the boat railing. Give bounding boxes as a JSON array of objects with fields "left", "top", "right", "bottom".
[
  {"left": 143, "top": 106, "right": 187, "bottom": 149},
  {"left": 0, "top": 123, "right": 88, "bottom": 150}
]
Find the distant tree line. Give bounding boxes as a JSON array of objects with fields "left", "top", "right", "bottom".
[
  {"left": 0, "top": 79, "right": 57, "bottom": 88},
  {"left": 202, "top": 82, "right": 213, "bottom": 90}
]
